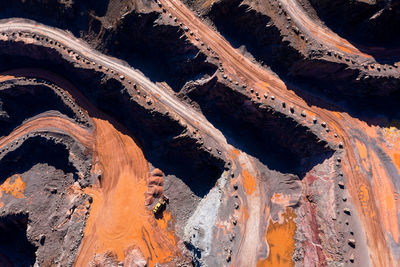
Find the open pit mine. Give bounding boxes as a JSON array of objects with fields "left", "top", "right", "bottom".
[{"left": 0, "top": 0, "right": 400, "bottom": 266}]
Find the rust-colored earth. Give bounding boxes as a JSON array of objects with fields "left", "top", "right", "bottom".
[{"left": 0, "top": 0, "right": 400, "bottom": 266}]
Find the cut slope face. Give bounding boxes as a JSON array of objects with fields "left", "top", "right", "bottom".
[
  {"left": 309, "top": 0, "right": 400, "bottom": 46},
  {"left": 0, "top": 0, "right": 399, "bottom": 266}
]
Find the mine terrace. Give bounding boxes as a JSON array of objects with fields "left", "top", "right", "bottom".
[{"left": 0, "top": 0, "right": 399, "bottom": 266}]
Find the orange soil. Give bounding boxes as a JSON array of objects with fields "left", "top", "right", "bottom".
[
  {"left": 2, "top": 12, "right": 400, "bottom": 265},
  {"left": 257, "top": 208, "right": 297, "bottom": 267},
  {"left": 159, "top": 1, "right": 399, "bottom": 264},
  {"left": 271, "top": 193, "right": 293, "bottom": 207},
  {"left": 355, "top": 139, "right": 370, "bottom": 171},
  {"left": 75, "top": 118, "right": 178, "bottom": 266},
  {"left": 242, "top": 169, "right": 256, "bottom": 195},
  {"left": 340, "top": 120, "right": 398, "bottom": 266},
  {"left": 0, "top": 116, "right": 94, "bottom": 150},
  {"left": 336, "top": 45, "right": 353, "bottom": 54},
  {"left": 354, "top": 123, "right": 400, "bottom": 245},
  {"left": 0, "top": 75, "right": 15, "bottom": 82},
  {"left": 370, "top": 150, "right": 399, "bottom": 243},
  {"left": 242, "top": 202, "right": 250, "bottom": 221},
  {"left": 0, "top": 175, "right": 26, "bottom": 208},
  {"left": 0, "top": 73, "right": 179, "bottom": 265},
  {"left": 393, "top": 153, "right": 400, "bottom": 171},
  {"left": 232, "top": 148, "right": 240, "bottom": 157},
  {"left": 358, "top": 184, "right": 369, "bottom": 212}
]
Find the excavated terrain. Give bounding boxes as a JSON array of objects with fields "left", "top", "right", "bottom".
[{"left": 0, "top": 0, "right": 399, "bottom": 266}]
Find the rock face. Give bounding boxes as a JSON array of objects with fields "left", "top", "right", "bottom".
[{"left": 0, "top": 0, "right": 399, "bottom": 266}]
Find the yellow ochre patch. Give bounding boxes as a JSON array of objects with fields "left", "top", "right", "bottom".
[{"left": 0, "top": 174, "right": 26, "bottom": 199}]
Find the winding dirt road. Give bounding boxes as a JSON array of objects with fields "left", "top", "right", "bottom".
[
  {"left": 0, "top": 20, "right": 226, "bottom": 147},
  {"left": 159, "top": 0, "right": 400, "bottom": 266},
  {"left": 0, "top": 72, "right": 181, "bottom": 265},
  {"left": 0, "top": 38, "right": 280, "bottom": 266},
  {"left": 0, "top": 2, "right": 399, "bottom": 264},
  {"left": 280, "top": 0, "right": 400, "bottom": 62},
  {"left": 0, "top": 115, "right": 94, "bottom": 150}
]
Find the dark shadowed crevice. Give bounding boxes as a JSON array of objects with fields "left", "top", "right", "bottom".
[
  {"left": 103, "top": 11, "right": 217, "bottom": 91},
  {"left": 148, "top": 135, "right": 224, "bottom": 198},
  {"left": 184, "top": 241, "right": 202, "bottom": 267},
  {"left": 0, "top": 83, "right": 78, "bottom": 138},
  {"left": 187, "top": 78, "right": 333, "bottom": 177},
  {"left": 0, "top": 213, "right": 37, "bottom": 267},
  {"left": 0, "top": 0, "right": 109, "bottom": 37},
  {"left": 92, "top": 78, "right": 225, "bottom": 198},
  {"left": 309, "top": 0, "right": 400, "bottom": 48},
  {"left": 200, "top": 0, "right": 400, "bottom": 127},
  {"left": 0, "top": 136, "right": 78, "bottom": 182},
  {"left": 208, "top": 0, "right": 302, "bottom": 75},
  {"left": 0, "top": 38, "right": 224, "bottom": 198}
]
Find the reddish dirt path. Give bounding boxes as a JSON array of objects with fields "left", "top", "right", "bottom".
[
  {"left": 0, "top": 30, "right": 298, "bottom": 266},
  {"left": 0, "top": 72, "right": 179, "bottom": 265},
  {"left": 1, "top": 14, "right": 399, "bottom": 264},
  {"left": 75, "top": 118, "right": 178, "bottom": 266},
  {"left": 234, "top": 154, "right": 267, "bottom": 267},
  {"left": 160, "top": 1, "right": 400, "bottom": 265},
  {"left": 0, "top": 115, "right": 94, "bottom": 150}
]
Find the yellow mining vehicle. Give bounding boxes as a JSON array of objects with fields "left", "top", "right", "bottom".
[{"left": 152, "top": 195, "right": 169, "bottom": 215}]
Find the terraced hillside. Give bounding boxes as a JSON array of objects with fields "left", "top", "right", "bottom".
[{"left": 0, "top": 0, "right": 399, "bottom": 266}]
